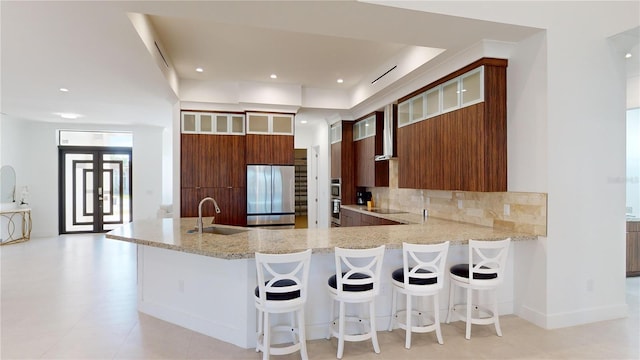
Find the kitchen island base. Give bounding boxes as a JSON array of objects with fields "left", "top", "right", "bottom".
[{"left": 136, "top": 243, "right": 517, "bottom": 349}]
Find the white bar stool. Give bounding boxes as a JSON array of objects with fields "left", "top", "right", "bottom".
[
  {"left": 254, "top": 249, "right": 312, "bottom": 360},
  {"left": 388, "top": 241, "right": 450, "bottom": 348},
  {"left": 446, "top": 238, "right": 511, "bottom": 340},
  {"left": 326, "top": 245, "right": 385, "bottom": 359}
]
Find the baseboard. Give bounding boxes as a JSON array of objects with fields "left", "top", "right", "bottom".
[{"left": 518, "top": 303, "right": 629, "bottom": 329}]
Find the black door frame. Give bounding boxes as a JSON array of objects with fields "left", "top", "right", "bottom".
[{"left": 58, "top": 146, "right": 133, "bottom": 234}]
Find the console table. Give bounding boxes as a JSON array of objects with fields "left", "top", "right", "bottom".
[{"left": 0, "top": 207, "right": 32, "bottom": 245}]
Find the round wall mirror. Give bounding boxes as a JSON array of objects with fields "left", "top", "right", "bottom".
[{"left": 0, "top": 165, "right": 16, "bottom": 203}]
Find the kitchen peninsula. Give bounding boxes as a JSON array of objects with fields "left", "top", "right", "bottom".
[{"left": 106, "top": 211, "right": 536, "bottom": 348}]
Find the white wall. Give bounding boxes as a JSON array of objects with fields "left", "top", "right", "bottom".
[
  {"left": 0, "top": 116, "right": 166, "bottom": 237},
  {"left": 375, "top": 1, "right": 637, "bottom": 329},
  {"left": 627, "top": 108, "right": 640, "bottom": 218}
]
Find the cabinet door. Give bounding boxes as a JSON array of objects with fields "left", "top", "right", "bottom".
[
  {"left": 182, "top": 187, "right": 246, "bottom": 226},
  {"left": 181, "top": 134, "right": 201, "bottom": 188},
  {"left": 247, "top": 114, "right": 270, "bottom": 133},
  {"left": 203, "top": 135, "right": 246, "bottom": 187},
  {"left": 331, "top": 142, "right": 341, "bottom": 179},
  {"left": 231, "top": 115, "right": 245, "bottom": 134},
  {"left": 199, "top": 188, "right": 247, "bottom": 226},
  {"left": 355, "top": 137, "right": 375, "bottom": 187},
  {"left": 180, "top": 188, "right": 200, "bottom": 217},
  {"left": 272, "top": 115, "right": 294, "bottom": 135},
  {"left": 226, "top": 187, "right": 247, "bottom": 226},
  {"left": 182, "top": 112, "right": 198, "bottom": 133},
  {"left": 360, "top": 213, "right": 378, "bottom": 226},
  {"left": 341, "top": 209, "right": 360, "bottom": 227},
  {"left": 246, "top": 134, "right": 294, "bottom": 165}
]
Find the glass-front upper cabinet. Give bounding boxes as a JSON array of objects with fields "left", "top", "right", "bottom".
[
  {"left": 353, "top": 115, "right": 376, "bottom": 141},
  {"left": 272, "top": 115, "right": 294, "bottom": 134},
  {"left": 425, "top": 87, "right": 440, "bottom": 117},
  {"left": 182, "top": 112, "right": 198, "bottom": 133},
  {"left": 396, "top": 66, "right": 484, "bottom": 128},
  {"left": 181, "top": 112, "right": 245, "bottom": 135},
  {"left": 398, "top": 101, "right": 411, "bottom": 127},
  {"left": 330, "top": 122, "right": 342, "bottom": 144},
  {"left": 460, "top": 67, "right": 483, "bottom": 106},
  {"left": 441, "top": 78, "right": 460, "bottom": 112},
  {"left": 410, "top": 94, "right": 424, "bottom": 122},
  {"left": 247, "top": 113, "right": 294, "bottom": 135}
]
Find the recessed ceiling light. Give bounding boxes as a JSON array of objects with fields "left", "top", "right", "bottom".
[
  {"left": 300, "top": 120, "right": 308, "bottom": 124},
  {"left": 59, "top": 88, "right": 69, "bottom": 92},
  {"left": 270, "top": 74, "right": 277, "bottom": 79},
  {"left": 625, "top": 53, "right": 633, "bottom": 59},
  {"left": 196, "top": 67, "right": 204, "bottom": 72},
  {"left": 337, "top": 79, "right": 344, "bottom": 84},
  {"left": 54, "top": 112, "right": 83, "bottom": 119}
]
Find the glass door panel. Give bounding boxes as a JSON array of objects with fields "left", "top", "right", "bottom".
[
  {"left": 64, "top": 153, "right": 94, "bottom": 232},
  {"left": 102, "top": 154, "right": 131, "bottom": 231}
]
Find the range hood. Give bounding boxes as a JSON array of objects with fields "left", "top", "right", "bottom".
[{"left": 375, "top": 103, "right": 395, "bottom": 161}]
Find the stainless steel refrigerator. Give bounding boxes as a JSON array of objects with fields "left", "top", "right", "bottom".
[{"left": 246, "top": 165, "right": 295, "bottom": 228}]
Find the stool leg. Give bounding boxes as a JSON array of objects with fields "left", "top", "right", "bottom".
[
  {"left": 405, "top": 294, "right": 412, "bottom": 349},
  {"left": 256, "top": 308, "right": 262, "bottom": 352},
  {"left": 446, "top": 281, "right": 455, "bottom": 324},
  {"left": 370, "top": 300, "right": 381, "bottom": 354},
  {"left": 298, "top": 308, "right": 309, "bottom": 360},
  {"left": 327, "top": 298, "right": 334, "bottom": 340},
  {"left": 337, "top": 301, "right": 345, "bottom": 359},
  {"left": 289, "top": 312, "right": 297, "bottom": 343},
  {"left": 263, "top": 312, "right": 270, "bottom": 360},
  {"left": 434, "top": 294, "right": 443, "bottom": 345},
  {"left": 493, "top": 288, "right": 503, "bottom": 337},
  {"left": 465, "top": 288, "right": 472, "bottom": 340},
  {"left": 388, "top": 286, "right": 397, "bottom": 331}
]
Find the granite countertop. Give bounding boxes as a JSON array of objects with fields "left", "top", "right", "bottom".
[{"left": 106, "top": 210, "right": 537, "bottom": 259}]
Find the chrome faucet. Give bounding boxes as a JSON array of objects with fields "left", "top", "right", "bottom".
[{"left": 197, "top": 197, "right": 221, "bottom": 233}]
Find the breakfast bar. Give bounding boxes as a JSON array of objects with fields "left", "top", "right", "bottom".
[{"left": 106, "top": 211, "right": 537, "bottom": 348}]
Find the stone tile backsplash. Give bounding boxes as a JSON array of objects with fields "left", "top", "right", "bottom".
[{"left": 368, "top": 160, "right": 547, "bottom": 236}]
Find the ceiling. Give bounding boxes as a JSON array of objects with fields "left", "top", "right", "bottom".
[{"left": 1, "top": 1, "right": 634, "bottom": 129}]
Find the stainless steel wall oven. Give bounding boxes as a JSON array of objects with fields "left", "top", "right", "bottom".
[{"left": 331, "top": 179, "right": 341, "bottom": 226}]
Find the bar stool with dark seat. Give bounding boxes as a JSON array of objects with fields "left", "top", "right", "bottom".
[
  {"left": 326, "top": 245, "right": 385, "bottom": 359},
  {"left": 446, "top": 238, "right": 511, "bottom": 340},
  {"left": 254, "top": 249, "right": 312, "bottom": 360},
  {"left": 388, "top": 241, "right": 450, "bottom": 348}
]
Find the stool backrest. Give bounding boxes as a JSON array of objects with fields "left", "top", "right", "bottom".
[
  {"left": 255, "top": 249, "right": 312, "bottom": 304},
  {"left": 402, "top": 241, "right": 450, "bottom": 291},
  {"left": 334, "top": 245, "right": 385, "bottom": 298},
  {"left": 468, "top": 238, "right": 511, "bottom": 286}
]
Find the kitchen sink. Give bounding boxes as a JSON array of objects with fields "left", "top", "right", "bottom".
[{"left": 186, "top": 226, "right": 249, "bottom": 235}]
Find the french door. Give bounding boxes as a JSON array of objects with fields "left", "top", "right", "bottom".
[{"left": 59, "top": 147, "right": 132, "bottom": 234}]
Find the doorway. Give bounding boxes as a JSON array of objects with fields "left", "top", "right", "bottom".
[
  {"left": 294, "top": 149, "right": 308, "bottom": 228},
  {"left": 59, "top": 147, "right": 132, "bottom": 234}
]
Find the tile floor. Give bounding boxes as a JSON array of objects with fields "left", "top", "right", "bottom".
[{"left": 1, "top": 234, "right": 638, "bottom": 359}]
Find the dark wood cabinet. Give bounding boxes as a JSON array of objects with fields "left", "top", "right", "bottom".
[
  {"left": 181, "top": 187, "right": 246, "bottom": 226},
  {"left": 181, "top": 134, "right": 245, "bottom": 188},
  {"left": 340, "top": 208, "right": 401, "bottom": 227},
  {"left": 181, "top": 133, "right": 246, "bottom": 225},
  {"left": 330, "top": 122, "right": 356, "bottom": 205},
  {"left": 628, "top": 221, "right": 640, "bottom": 277},
  {"left": 397, "top": 58, "right": 507, "bottom": 192},
  {"left": 246, "top": 134, "right": 294, "bottom": 165},
  {"left": 341, "top": 208, "right": 358, "bottom": 227},
  {"left": 354, "top": 112, "right": 388, "bottom": 188}
]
